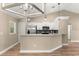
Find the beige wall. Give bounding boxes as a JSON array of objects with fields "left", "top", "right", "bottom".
[
  {"left": 60, "top": 10, "right": 79, "bottom": 42},
  {"left": 0, "top": 10, "right": 18, "bottom": 51}
]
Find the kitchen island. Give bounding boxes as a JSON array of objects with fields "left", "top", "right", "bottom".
[{"left": 20, "top": 34, "right": 62, "bottom": 53}]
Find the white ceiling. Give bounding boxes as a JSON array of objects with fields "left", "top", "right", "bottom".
[
  {"left": 2, "top": 3, "right": 79, "bottom": 19},
  {"left": 63, "top": 3, "right": 79, "bottom": 13}
]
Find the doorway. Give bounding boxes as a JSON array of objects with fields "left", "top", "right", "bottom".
[{"left": 68, "top": 25, "right": 72, "bottom": 42}]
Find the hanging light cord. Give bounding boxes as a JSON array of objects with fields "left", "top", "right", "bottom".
[{"left": 44, "top": 3, "right": 47, "bottom": 21}]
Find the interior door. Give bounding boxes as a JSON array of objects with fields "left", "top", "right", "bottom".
[{"left": 68, "top": 25, "right": 72, "bottom": 42}]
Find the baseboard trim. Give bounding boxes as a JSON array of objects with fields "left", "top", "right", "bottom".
[
  {"left": 63, "top": 44, "right": 68, "bottom": 46},
  {"left": 71, "top": 40, "right": 79, "bottom": 42},
  {"left": 20, "top": 45, "right": 62, "bottom": 53},
  {"left": 0, "top": 42, "right": 19, "bottom": 55}
]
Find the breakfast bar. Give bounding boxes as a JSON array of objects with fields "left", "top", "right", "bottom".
[{"left": 20, "top": 34, "right": 62, "bottom": 53}]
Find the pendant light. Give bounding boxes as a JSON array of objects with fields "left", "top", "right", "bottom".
[{"left": 44, "top": 3, "right": 47, "bottom": 21}]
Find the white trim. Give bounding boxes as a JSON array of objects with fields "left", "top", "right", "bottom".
[
  {"left": 71, "top": 40, "right": 79, "bottom": 42},
  {"left": 5, "top": 9, "right": 25, "bottom": 17},
  {"left": 20, "top": 45, "right": 62, "bottom": 53},
  {"left": 5, "top": 9, "right": 42, "bottom": 17},
  {"left": 0, "top": 42, "right": 19, "bottom": 55},
  {"left": 63, "top": 44, "right": 68, "bottom": 46}
]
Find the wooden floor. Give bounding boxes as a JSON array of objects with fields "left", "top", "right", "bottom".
[{"left": 1, "top": 42, "right": 79, "bottom": 56}]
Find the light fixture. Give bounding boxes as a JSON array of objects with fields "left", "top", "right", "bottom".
[
  {"left": 23, "top": 3, "right": 30, "bottom": 22},
  {"left": 44, "top": 15, "right": 47, "bottom": 21},
  {"left": 44, "top": 17, "right": 47, "bottom": 21},
  {"left": 52, "top": 3, "right": 61, "bottom": 8},
  {"left": 27, "top": 17, "right": 31, "bottom": 22},
  {"left": 44, "top": 3, "right": 47, "bottom": 21},
  {"left": 23, "top": 3, "right": 28, "bottom": 11}
]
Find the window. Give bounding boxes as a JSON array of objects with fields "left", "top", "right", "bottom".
[{"left": 9, "top": 20, "right": 16, "bottom": 34}]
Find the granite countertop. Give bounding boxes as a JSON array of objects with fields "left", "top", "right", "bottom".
[{"left": 20, "top": 34, "right": 61, "bottom": 37}]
